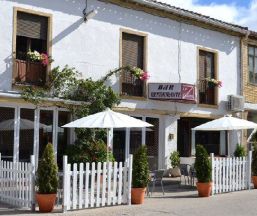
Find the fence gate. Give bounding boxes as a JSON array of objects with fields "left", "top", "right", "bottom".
[
  {"left": 62, "top": 155, "right": 133, "bottom": 212},
  {"left": 211, "top": 151, "right": 252, "bottom": 195},
  {"left": 0, "top": 154, "right": 35, "bottom": 209}
]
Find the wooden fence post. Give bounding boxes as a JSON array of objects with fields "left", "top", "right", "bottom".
[
  {"left": 30, "top": 155, "right": 36, "bottom": 212},
  {"left": 127, "top": 154, "right": 133, "bottom": 205},
  {"left": 248, "top": 151, "right": 252, "bottom": 190},
  {"left": 62, "top": 155, "right": 68, "bottom": 213},
  {"left": 210, "top": 153, "right": 214, "bottom": 196}
]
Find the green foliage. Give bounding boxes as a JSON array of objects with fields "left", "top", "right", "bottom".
[
  {"left": 66, "top": 139, "right": 115, "bottom": 163},
  {"left": 21, "top": 65, "right": 121, "bottom": 162},
  {"left": 234, "top": 144, "right": 246, "bottom": 157},
  {"left": 194, "top": 145, "right": 212, "bottom": 183},
  {"left": 252, "top": 144, "right": 257, "bottom": 176},
  {"left": 36, "top": 143, "right": 58, "bottom": 194},
  {"left": 132, "top": 146, "right": 149, "bottom": 188},
  {"left": 170, "top": 151, "right": 180, "bottom": 168}
]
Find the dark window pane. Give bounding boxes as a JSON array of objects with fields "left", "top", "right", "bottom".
[
  {"left": 19, "top": 108, "right": 34, "bottom": 162},
  {"left": 39, "top": 110, "right": 53, "bottom": 158},
  {"left": 57, "top": 111, "right": 70, "bottom": 170},
  {"left": 0, "top": 107, "right": 15, "bottom": 161}
]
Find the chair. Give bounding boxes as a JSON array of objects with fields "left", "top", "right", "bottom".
[
  {"left": 147, "top": 169, "right": 165, "bottom": 196},
  {"left": 179, "top": 164, "right": 191, "bottom": 185}
]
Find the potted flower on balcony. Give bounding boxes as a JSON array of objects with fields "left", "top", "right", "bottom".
[
  {"left": 131, "top": 145, "right": 149, "bottom": 204},
  {"left": 195, "top": 145, "right": 212, "bottom": 197},
  {"left": 252, "top": 143, "right": 257, "bottom": 189},
  {"left": 36, "top": 143, "right": 58, "bottom": 212},
  {"left": 205, "top": 77, "right": 222, "bottom": 88}
]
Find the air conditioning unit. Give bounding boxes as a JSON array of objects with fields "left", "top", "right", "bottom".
[{"left": 227, "top": 95, "right": 245, "bottom": 111}]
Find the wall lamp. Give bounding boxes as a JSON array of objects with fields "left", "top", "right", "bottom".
[{"left": 83, "top": 9, "right": 98, "bottom": 22}]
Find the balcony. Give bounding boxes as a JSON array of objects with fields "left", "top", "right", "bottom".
[
  {"left": 14, "top": 59, "right": 47, "bottom": 86},
  {"left": 198, "top": 79, "right": 216, "bottom": 105}
]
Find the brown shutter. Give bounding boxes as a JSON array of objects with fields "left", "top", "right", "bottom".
[
  {"left": 121, "top": 33, "right": 144, "bottom": 96},
  {"left": 17, "top": 12, "right": 48, "bottom": 40},
  {"left": 199, "top": 50, "right": 205, "bottom": 80}
]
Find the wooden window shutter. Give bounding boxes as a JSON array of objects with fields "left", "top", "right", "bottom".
[
  {"left": 121, "top": 32, "right": 144, "bottom": 96},
  {"left": 199, "top": 50, "right": 205, "bottom": 80},
  {"left": 17, "top": 12, "right": 48, "bottom": 40}
]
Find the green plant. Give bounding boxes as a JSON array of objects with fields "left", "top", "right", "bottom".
[
  {"left": 234, "top": 144, "right": 246, "bottom": 157},
  {"left": 194, "top": 145, "right": 212, "bottom": 183},
  {"left": 170, "top": 151, "right": 180, "bottom": 168},
  {"left": 132, "top": 146, "right": 149, "bottom": 188},
  {"left": 36, "top": 143, "right": 58, "bottom": 194},
  {"left": 66, "top": 139, "right": 115, "bottom": 163},
  {"left": 252, "top": 144, "right": 257, "bottom": 176}
]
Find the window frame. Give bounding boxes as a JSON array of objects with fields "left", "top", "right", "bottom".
[
  {"left": 197, "top": 47, "right": 219, "bottom": 108},
  {"left": 12, "top": 7, "right": 52, "bottom": 86},
  {"left": 119, "top": 28, "right": 148, "bottom": 99},
  {"left": 248, "top": 45, "right": 257, "bottom": 85}
]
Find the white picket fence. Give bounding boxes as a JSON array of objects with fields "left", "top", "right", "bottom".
[
  {"left": 62, "top": 155, "right": 133, "bottom": 212},
  {"left": 211, "top": 151, "right": 252, "bottom": 195},
  {"left": 0, "top": 154, "right": 35, "bottom": 209}
]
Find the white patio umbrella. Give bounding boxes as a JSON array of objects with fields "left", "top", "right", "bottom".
[
  {"left": 62, "top": 108, "right": 153, "bottom": 161},
  {"left": 0, "top": 119, "right": 49, "bottom": 131},
  {"left": 192, "top": 115, "right": 257, "bottom": 155}
]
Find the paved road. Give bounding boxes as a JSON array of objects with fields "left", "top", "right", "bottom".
[{"left": 1, "top": 190, "right": 257, "bottom": 216}]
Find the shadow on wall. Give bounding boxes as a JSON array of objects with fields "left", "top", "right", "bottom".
[
  {"left": 0, "top": 55, "right": 13, "bottom": 91},
  {"left": 14, "top": 0, "right": 237, "bottom": 54}
]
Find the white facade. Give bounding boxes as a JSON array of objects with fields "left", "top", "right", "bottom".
[{"left": 0, "top": 0, "right": 243, "bottom": 168}]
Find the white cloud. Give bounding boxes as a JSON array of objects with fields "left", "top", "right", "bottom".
[{"left": 156, "top": 0, "right": 257, "bottom": 31}]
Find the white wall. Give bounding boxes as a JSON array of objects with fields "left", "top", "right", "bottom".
[{"left": 1, "top": 0, "right": 240, "bottom": 114}]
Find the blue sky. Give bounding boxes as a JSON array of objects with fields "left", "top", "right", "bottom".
[
  {"left": 158, "top": 0, "right": 257, "bottom": 30},
  {"left": 197, "top": 0, "right": 249, "bottom": 7}
]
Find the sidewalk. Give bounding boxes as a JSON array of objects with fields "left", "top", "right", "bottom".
[{"left": 1, "top": 180, "right": 257, "bottom": 216}]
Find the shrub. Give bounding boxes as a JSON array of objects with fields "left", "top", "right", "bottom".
[
  {"left": 170, "top": 151, "right": 180, "bottom": 168},
  {"left": 252, "top": 144, "right": 257, "bottom": 176},
  {"left": 132, "top": 146, "right": 149, "bottom": 188},
  {"left": 66, "top": 139, "right": 115, "bottom": 163},
  {"left": 36, "top": 143, "right": 58, "bottom": 194},
  {"left": 194, "top": 145, "right": 212, "bottom": 183},
  {"left": 234, "top": 144, "right": 246, "bottom": 157}
]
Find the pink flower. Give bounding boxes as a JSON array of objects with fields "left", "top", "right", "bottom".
[
  {"left": 41, "top": 53, "right": 49, "bottom": 66},
  {"left": 140, "top": 71, "right": 150, "bottom": 80},
  {"left": 218, "top": 81, "right": 222, "bottom": 88}
]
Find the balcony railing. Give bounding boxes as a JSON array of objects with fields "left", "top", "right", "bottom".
[
  {"left": 14, "top": 59, "right": 47, "bottom": 86},
  {"left": 198, "top": 79, "right": 216, "bottom": 105}
]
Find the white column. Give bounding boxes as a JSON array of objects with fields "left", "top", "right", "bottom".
[
  {"left": 34, "top": 109, "right": 40, "bottom": 169},
  {"left": 53, "top": 108, "right": 58, "bottom": 160},
  {"left": 142, "top": 116, "right": 146, "bottom": 145},
  {"left": 191, "top": 130, "right": 196, "bottom": 156},
  {"left": 107, "top": 128, "right": 113, "bottom": 151},
  {"left": 13, "top": 107, "right": 20, "bottom": 162},
  {"left": 125, "top": 128, "right": 130, "bottom": 162}
]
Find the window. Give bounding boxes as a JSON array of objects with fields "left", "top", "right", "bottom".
[
  {"left": 198, "top": 50, "right": 217, "bottom": 105},
  {"left": 0, "top": 107, "right": 15, "bottom": 161},
  {"left": 14, "top": 11, "right": 49, "bottom": 86},
  {"left": 121, "top": 32, "right": 145, "bottom": 97},
  {"left": 248, "top": 45, "right": 257, "bottom": 84}
]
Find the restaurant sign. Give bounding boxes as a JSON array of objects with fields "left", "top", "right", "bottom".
[{"left": 148, "top": 83, "right": 196, "bottom": 102}]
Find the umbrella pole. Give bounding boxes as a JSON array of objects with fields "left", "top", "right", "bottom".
[{"left": 107, "top": 128, "right": 109, "bottom": 162}]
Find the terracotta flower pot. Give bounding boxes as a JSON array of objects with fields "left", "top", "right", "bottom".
[
  {"left": 36, "top": 193, "right": 56, "bottom": 213},
  {"left": 196, "top": 182, "right": 212, "bottom": 197},
  {"left": 252, "top": 176, "right": 257, "bottom": 189},
  {"left": 131, "top": 188, "right": 146, "bottom": 204}
]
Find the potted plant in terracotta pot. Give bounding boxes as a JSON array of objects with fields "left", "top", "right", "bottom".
[
  {"left": 195, "top": 145, "right": 212, "bottom": 197},
  {"left": 131, "top": 145, "right": 149, "bottom": 204},
  {"left": 36, "top": 143, "right": 58, "bottom": 212},
  {"left": 252, "top": 143, "right": 257, "bottom": 189}
]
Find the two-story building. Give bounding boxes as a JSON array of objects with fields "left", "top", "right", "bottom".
[{"left": 0, "top": 0, "right": 250, "bottom": 170}]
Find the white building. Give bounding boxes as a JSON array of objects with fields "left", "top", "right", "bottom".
[{"left": 0, "top": 0, "right": 249, "bottom": 170}]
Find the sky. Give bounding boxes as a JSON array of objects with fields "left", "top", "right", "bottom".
[{"left": 157, "top": 0, "right": 257, "bottom": 31}]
